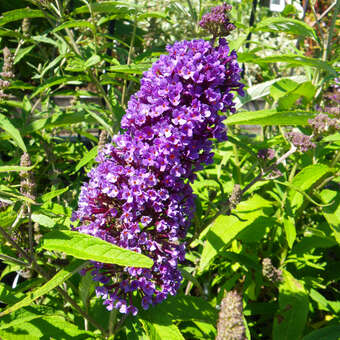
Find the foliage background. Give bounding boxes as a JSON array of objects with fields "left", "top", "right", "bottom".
[{"left": 0, "top": 0, "right": 339, "bottom": 339}]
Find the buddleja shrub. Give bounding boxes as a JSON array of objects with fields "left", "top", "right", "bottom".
[{"left": 0, "top": 1, "right": 339, "bottom": 340}]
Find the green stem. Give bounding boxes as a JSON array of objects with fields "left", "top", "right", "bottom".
[
  {"left": 108, "top": 309, "right": 118, "bottom": 337},
  {"left": 121, "top": 8, "right": 138, "bottom": 108},
  {"left": 323, "top": 0, "right": 340, "bottom": 62}
]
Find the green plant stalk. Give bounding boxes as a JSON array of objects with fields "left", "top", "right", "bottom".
[
  {"left": 0, "top": 226, "right": 108, "bottom": 337},
  {"left": 324, "top": 0, "right": 340, "bottom": 62},
  {"left": 121, "top": 13, "right": 138, "bottom": 108},
  {"left": 229, "top": 130, "right": 242, "bottom": 185},
  {"left": 108, "top": 309, "right": 118, "bottom": 337},
  {"left": 314, "top": 0, "right": 339, "bottom": 98}
]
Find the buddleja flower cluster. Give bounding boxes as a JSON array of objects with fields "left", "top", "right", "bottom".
[{"left": 72, "top": 18, "right": 243, "bottom": 316}]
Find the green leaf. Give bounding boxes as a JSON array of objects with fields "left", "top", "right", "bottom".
[
  {"left": 0, "top": 315, "right": 95, "bottom": 339},
  {"left": 235, "top": 76, "right": 306, "bottom": 109},
  {"left": 83, "top": 107, "right": 113, "bottom": 133},
  {"left": 289, "top": 164, "right": 333, "bottom": 210},
  {"left": 40, "top": 187, "right": 69, "bottom": 203},
  {"left": 283, "top": 215, "right": 296, "bottom": 249},
  {"left": 0, "top": 114, "right": 26, "bottom": 152},
  {"left": 198, "top": 195, "right": 273, "bottom": 271},
  {"left": 0, "top": 260, "right": 85, "bottom": 317},
  {"left": 137, "top": 11, "right": 170, "bottom": 21},
  {"left": 0, "top": 185, "right": 36, "bottom": 205},
  {"left": 0, "top": 164, "right": 35, "bottom": 172},
  {"left": 31, "top": 76, "right": 86, "bottom": 98},
  {"left": 302, "top": 325, "right": 340, "bottom": 340},
  {"left": 72, "top": 146, "right": 98, "bottom": 174},
  {"left": 52, "top": 20, "right": 95, "bottom": 33},
  {"left": 270, "top": 78, "right": 299, "bottom": 101},
  {"left": 14, "top": 45, "right": 35, "bottom": 65},
  {"left": 254, "top": 17, "right": 318, "bottom": 40},
  {"left": 109, "top": 63, "right": 152, "bottom": 74},
  {"left": 225, "top": 109, "right": 315, "bottom": 126},
  {"left": 0, "top": 283, "right": 24, "bottom": 305},
  {"left": 238, "top": 54, "right": 337, "bottom": 76},
  {"left": 31, "top": 213, "right": 56, "bottom": 228},
  {"left": 278, "top": 81, "right": 316, "bottom": 110},
  {"left": 72, "top": 1, "right": 136, "bottom": 15},
  {"left": 0, "top": 9, "right": 45, "bottom": 27},
  {"left": 273, "top": 271, "right": 309, "bottom": 340},
  {"left": 142, "top": 295, "right": 217, "bottom": 324},
  {"left": 0, "top": 205, "right": 17, "bottom": 229},
  {"left": 140, "top": 311, "right": 184, "bottom": 340},
  {"left": 79, "top": 271, "right": 95, "bottom": 309},
  {"left": 40, "top": 230, "right": 153, "bottom": 268},
  {"left": 320, "top": 189, "right": 340, "bottom": 244},
  {"left": 84, "top": 55, "right": 101, "bottom": 69}
]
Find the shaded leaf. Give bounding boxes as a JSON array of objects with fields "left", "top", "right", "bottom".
[
  {"left": 0, "top": 114, "right": 26, "bottom": 152},
  {"left": 199, "top": 195, "right": 273, "bottom": 271},
  {"left": 0, "top": 260, "right": 85, "bottom": 317},
  {"left": 302, "top": 325, "right": 340, "bottom": 340},
  {"left": 273, "top": 271, "right": 309, "bottom": 340},
  {"left": 0, "top": 9, "right": 44, "bottom": 27},
  {"left": 73, "top": 146, "right": 98, "bottom": 174}
]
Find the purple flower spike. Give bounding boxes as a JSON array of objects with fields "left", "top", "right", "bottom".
[{"left": 73, "top": 35, "right": 244, "bottom": 315}]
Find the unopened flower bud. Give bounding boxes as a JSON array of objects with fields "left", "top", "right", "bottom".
[
  {"left": 262, "top": 258, "right": 283, "bottom": 284},
  {"left": 20, "top": 153, "right": 36, "bottom": 201},
  {"left": 308, "top": 113, "right": 340, "bottom": 136},
  {"left": 216, "top": 290, "right": 246, "bottom": 340},
  {"left": 98, "top": 130, "right": 108, "bottom": 151},
  {"left": 257, "top": 148, "right": 275, "bottom": 161},
  {"left": 22, "top": 17, "right": 30, "bottom": 36},
  {"left": 1, "top": 47, "right": 14, "bottom": 79},
  {"left": 229, "top": 184, "right": 242, "bottom": 210}
]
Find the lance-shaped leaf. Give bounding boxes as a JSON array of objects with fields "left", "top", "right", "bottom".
[
  {"left": 40, "top": 230, "right": 153, "bottom": 268},
  {"left": 225, "top": 109, "right": 316, "bottom": 126},
  {"left": 254, "top": 17, "right": 318, "bottom": 40},
  {"left": 0, "top": 260, "right": 85, "bottom": 317},
  {"left": 273, "top": 271, "right": 309, "bottom": 340},
  {"left": 0, "top": 114, "right": 26, "bottom": 152}
]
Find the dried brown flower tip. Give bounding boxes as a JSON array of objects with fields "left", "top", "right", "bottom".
[
  {"left": 229, "top": 184, "right": 242, "bottom": 210},
  {"left": 216, "top": 290, "right": 246, "bottom": 340},
  {"left": 257, "top": 148, "right": 275, "bottom": 161},
  {"left": 22, "top": 17, "right": 30, "bottom": 36},
  {"left": 1, "top": 47, "right": 15, "bottom": 79},
  {"left": 20, "top": 153, "right": 36, "bottom": 201},
  {"left": 262, "top": 258, "right": 283, "bottom": 284},
  {"left": 98, "top": 129, "right": 108, "bottom": 151},
  {"left": 0, "top": 200, "right": 9, "bottom": 211}
]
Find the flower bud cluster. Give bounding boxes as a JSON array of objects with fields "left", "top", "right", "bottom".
[
  {"left": 257, "top": 148, "right": 275, "bottom": 161},
  {"left": 22, "top": 17, "right": 30, "bottom": 37},
  {"left": 216, "top": 290, "right": 246, "bottom": 340},
  {"left": 73, "top": 38, "right": 243, "bottom": 315},
  {"left": 262, "top": 258, "right": 283, "bottom": 284},
  {"left": 0, "top": 47, "right": 14, "bottom": 99},
  {"left": 199, "top": 3, "right": 235, "bottom": 38},
  {"left": 286, "top": 131, "right": 316, "bottom": 152},
  {"left": 308, "top": 113, "right": 340, "bottom": 136},
  {"left": 20, "top": 153, "right": 36, "bottom": 201}
]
